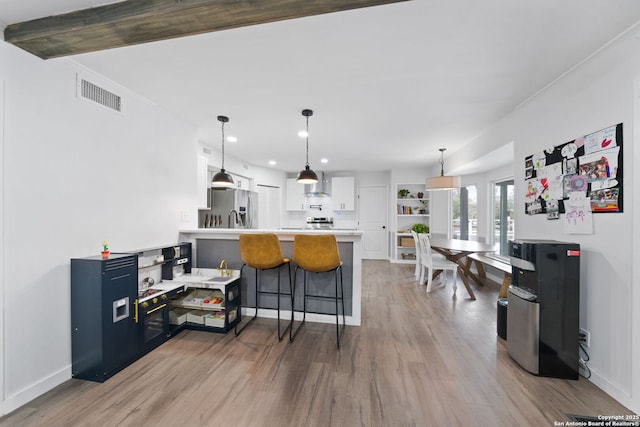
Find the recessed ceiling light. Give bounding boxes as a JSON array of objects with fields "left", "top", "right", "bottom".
[
  {"left": 268, "top": 160, "right": 277, "bottom": 165},
  {"left": 320, "top": 158, "right": 328, "bottom": 163},
  {"left": 298, "top": 130, "right": 308, "bottom": 138},
  {"left": 227, "top": 136, "right": 237, "bottom": 143}
]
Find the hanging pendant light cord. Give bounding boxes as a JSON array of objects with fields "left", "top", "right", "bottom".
[
  {"left": 438, "top": 148, "right": 446, "bottom": 177},
  {"left": 305, "top": 115, "right": 310, "bottom": 167},
  {"left": 297, "top": 108, "right": 316, "bottom": 183},
  {"left": 221, "top": 120, "right": 226, "bottom": 171}
]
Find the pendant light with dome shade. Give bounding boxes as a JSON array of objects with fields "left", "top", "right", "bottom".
[
  {"left": 425, "top": 148, "right": 461, "bottom": 190},
  {"left": 296, "top": 108, "right": 319, "bottom": 184},
  {"left": 211, "top": 115, "right": 235, "bottom": 190}
]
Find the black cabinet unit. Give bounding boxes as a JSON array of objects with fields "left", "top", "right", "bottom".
[
  {"left": 161, "top": 243, "right": 191, "bottom": 280},
  {"left": 507, "top": 240, "right": 580, "bottom": 380},
  {"left": 71, "top": 254, "right": 139, "bottom": 382}
]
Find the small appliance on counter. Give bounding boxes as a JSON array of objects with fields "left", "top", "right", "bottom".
[{"left": 305, "top": 216, "right": 334, "bottom": 229}]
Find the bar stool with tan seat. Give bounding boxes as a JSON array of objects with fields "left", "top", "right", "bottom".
[
  {"left": 235, "top": 233, "right": 292, "bottom": 340},
  {"left": 290, "top": 234, "right": 346, "bottom": 348}
]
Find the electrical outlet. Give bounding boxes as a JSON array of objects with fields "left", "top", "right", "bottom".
[{"left": 580, "top": 328, "right": 591, "bottom": 347}]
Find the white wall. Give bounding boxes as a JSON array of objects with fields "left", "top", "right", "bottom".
[
  {"left": 445, "top": 29, "right": 640, "bottom": 412},
  {"left": 0, "top": 42, "right": 199, "bottom": 414},
  {"left": 353, "top": 170, "right": 390, "bottom": 186},
  {"left": 1, "top": 46, "right": 7, "bottom": 410}
]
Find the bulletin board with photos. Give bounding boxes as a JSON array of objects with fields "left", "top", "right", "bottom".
[{"left": 524, "top": 123, "right": 623, "bottom": 218}]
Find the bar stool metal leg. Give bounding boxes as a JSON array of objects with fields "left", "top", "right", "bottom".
[
  {"left": 236, "top": 264, "right": 293, "bottom": 340},
  {"left": 336, "top": 265, "right": 346, "bottom": 349},
  {"left": 290, "top": 266, "right": 346, "bottom": 348},
  {"left": 235, "top": 264, "right": 257, "bottom": 337},
  {"left": 289, "top": 266, "right": 307, "bottom": 342},
  {"left": 276, "top": 263, "right": 293, "bottom": 340}
]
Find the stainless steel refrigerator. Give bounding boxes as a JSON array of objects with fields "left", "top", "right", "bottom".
[{"left": 207, "top": 188, "right": 258, "bottom": 228}]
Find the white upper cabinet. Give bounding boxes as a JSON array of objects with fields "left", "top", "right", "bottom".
[
  {"left": 286, "top": 178, "right": 305, "bottom": 211},
  {"left": 332, "top": 176, "right": 355, "bottom": 210},
  {"left": 231, "top": 173, "right": 246, "bottom": 189}
]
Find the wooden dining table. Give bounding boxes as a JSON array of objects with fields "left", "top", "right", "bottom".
[{"left": 428, "top": 237, "right": 498, "bottom": 300}]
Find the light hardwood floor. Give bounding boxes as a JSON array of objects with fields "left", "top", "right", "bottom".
[{"left": 1, "top": 261, "right": 633, "bottom": 426}]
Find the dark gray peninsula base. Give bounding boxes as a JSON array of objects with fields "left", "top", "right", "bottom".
[{"left": 179, "top": 229, "right": 363, "bottom": 326}]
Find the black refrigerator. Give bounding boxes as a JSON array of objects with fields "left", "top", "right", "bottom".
[
  {"left": 507, "top": 240, "right": 580, "bottom": 380},
  {"left": 71, "top": 253, "right": 139, "bottom": 382}
]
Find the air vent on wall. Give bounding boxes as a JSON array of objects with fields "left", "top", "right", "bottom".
[{"left": 79, "top": 78, "right": 122, "bottom": 112}]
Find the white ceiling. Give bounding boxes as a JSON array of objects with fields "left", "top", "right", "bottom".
[{"left": 2, "top": 1, "right": 640, "bottom": 175}]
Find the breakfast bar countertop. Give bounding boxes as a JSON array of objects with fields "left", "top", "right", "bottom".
[{"left": 179, "top": 228, "right": 364, "bottom": 238}]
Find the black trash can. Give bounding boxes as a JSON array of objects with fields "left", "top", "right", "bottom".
[{"left": 497, "top": 298, "right": 508, "bottom": 339}]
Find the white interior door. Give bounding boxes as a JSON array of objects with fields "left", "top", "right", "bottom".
[{"left": 358, "top": 185, "right": 388, "bottom": 259}]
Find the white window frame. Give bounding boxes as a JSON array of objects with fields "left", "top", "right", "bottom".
[
  {"left": 451, "top": 185, "right": 478, "bottom": 241},
  {"left": 490, "top": 177, "right": 515, "bottom": 261}
]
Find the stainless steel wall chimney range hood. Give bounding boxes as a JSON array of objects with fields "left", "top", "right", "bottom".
[{"left": 304, "top": 171, "right": 330, "bottom": 196}]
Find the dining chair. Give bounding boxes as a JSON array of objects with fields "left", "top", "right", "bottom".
[
  {"left": 414, "top": 231, "right": 446, "bottom": 286},
  {"left": 411, "top": 230, "right": 422, "bottom": 282},
  {"left": 418, "top": 233, "right": 458, "bottom": 294}
]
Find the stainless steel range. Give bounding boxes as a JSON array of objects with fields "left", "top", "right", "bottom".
[{"left": 305, "top": 216, "right": 334, "bottom": 229}]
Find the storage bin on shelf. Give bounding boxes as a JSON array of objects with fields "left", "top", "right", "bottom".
[
  {"left": 204, "top": 310, "right": 226, "bottom": 328},
  {"left": 400, "top": 237, "right": 415, "bottom": 247},
  {"left": 202, "top": 289, "right": 225, "bottom": 308},
  {"left": 186, "top": 310, "right": 208, "bottom": 325},
  {"left": 169, "top": 307, "right": 191, "bottom": 325},
  {"left": 171, "top": 289, "right": 225, "bottom": 310}
]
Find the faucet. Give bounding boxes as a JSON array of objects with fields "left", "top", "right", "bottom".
[
  {"left": 228, "top": 209, "right": 239, "bottom": 228},
  {"left": 217, "top": 259, "right": 232, "bottom": 277}
]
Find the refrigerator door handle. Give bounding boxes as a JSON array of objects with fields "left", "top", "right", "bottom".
[{"left": 247, "top": 191, "right": 253, "bottom": 229}]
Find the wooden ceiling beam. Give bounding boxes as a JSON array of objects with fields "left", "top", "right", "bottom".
[{"left": 4, "top": 0, "right": 409, "bottom": 59}]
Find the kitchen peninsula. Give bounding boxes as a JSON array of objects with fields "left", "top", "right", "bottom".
[{"left": 179, "top": 229, "right": 363, "bottom": 326}]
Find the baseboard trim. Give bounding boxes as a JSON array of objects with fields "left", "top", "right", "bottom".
[
  {"left": 240, "top": 307, "right": 360, "bottom": 326},
  {"left": 1, "top": 366, "right": 71, "bottom": 416},
  {"left": 587, "top": 367, "right": 635, "bottom": 413}
]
